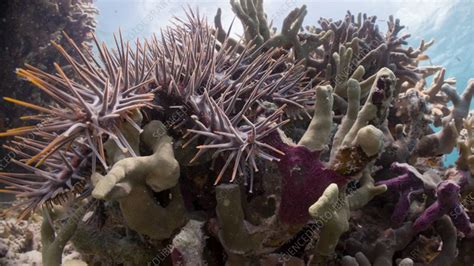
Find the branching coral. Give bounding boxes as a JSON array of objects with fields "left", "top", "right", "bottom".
[
  {"left": 273, "top": 67, "right": 394, "bottom": 225},
  {"left": 441, "top": 80, "right": 474, "bottom": 130},
  {"left": 345, "top": 216, "right": 458, "bottom": 266},
  {"left": 41, "top": 201, "right": 93, "bottom": 266},
  {"left": 92, "top": 120, "right": 187, "bottom": 240},
  {"left": 215, "top": 184, "right": 265, "bottom": 264},
  {"left": 1, "top": 1, "right": 474, "bottom": 265},
  {"left": 307, "top": 171, "right": 386, "bottom": 261},
  {"left": 376, "top": 163, "right": 438, "bottom": 225},
  {"left": 379, "top": 163, "right": 474, "bottom": 238},
  {"left": 220, "top": 2, "right": 438, "bottom": 91},
  {"left": 413, "top": 180, "right": 474, "bottom": 237},
  {"left": 367, "top": 221, "right": 415, "bottom": 266},
  {"left": 457, "top": 112, "right": 474, "bottom": 175},
  {"left": 308, "top": 183, "right": 351, "bottom": 259}
]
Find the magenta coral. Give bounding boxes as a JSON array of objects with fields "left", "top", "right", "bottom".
[
  {"left": 275, "top": 143, "right": 349, "bottom": 224},
  {"left": 376, "top": 162, "right": 426, "bottom": 224},
  {"left": 413, "top": 180, "right": 474, "bottom": 237},
  {"left": 1, "top": 2, "right": 474, "bottom": 265}
]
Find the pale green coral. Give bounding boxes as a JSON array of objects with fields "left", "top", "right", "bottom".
[
  {"left": 215, "top": 184, "right": 266, "bottom": 265},
  {"left": 92, "top": 120, "right": 186, "bottom": 240},
  {"left": 308, "top": 171, "right": 386, "bottom": 260},
  {"left": 298, "top": 85, "right": 334, "bottom": 152},
  {"left": 41, "top": 202, "right": 92, "bottom": 266}
]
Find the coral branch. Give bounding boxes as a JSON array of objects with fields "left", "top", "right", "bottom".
[
  {"left": 92, "top": 121, "right": 186, "bottom": 239},
  {"left": 215, "top": 184, "right": 263, "bottom": 264},
  {"left": 415, "top": 119, "right": 458, "bottom": 157},
  {"left": 371, "top": 222, "right": 415, "bottom": 266},
  {"left": 428, "top": 216, "right": 457, "bottom": 266},
  {"left": 308, "top": 183, "right": 350, "bottom": 258},
  {"left": 298, "top": 85, "right": 333, "bottom": 151},
  {"left": 413, "top": 180, "right": 474, "bottom": 237},
  {"left": 41, "top": 202, "right": 92, "bottom": 266},
  {"left": 348, "top": 170, "right": 387, "bottom": 211},
  {"left": 457, "top": 113, "right": 474, "bottom": 174},
  {"left": 442, "top": 80, "right": 474, "bottom": 129}
]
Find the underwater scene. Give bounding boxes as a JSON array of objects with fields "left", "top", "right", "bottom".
[{"left": 0, "top": 0, "right": 474, "bottom": 265}]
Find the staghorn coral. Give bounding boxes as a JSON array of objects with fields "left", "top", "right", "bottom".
[
  {"left": 0, "top": 1, "right": 474, "bottom": 265},
  {"left": 217, "top": 1, "right": 439, "bottom": 93}
]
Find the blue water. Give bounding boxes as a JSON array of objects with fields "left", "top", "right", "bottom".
[
  {"left": 95, "top": 0, "right": 474, "bottom": 165},
  {"left": 410, "top": 0, "right": 474, "bottom": 165}
]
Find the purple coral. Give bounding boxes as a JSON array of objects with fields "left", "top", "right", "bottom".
[
  {"left": 379, "top": 163, "right": 474, "bottom": 236},
  {"left": 413, "top": 180, "right": 474, "bottom": 237},
  {"left": 376, "top": 162, "right": 426, "bottom": 224},
  {"left": 273, "top": 143, "right": 349, "bottom": 224}
]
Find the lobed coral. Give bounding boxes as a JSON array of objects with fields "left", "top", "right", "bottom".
[{"left": 1, "top": 1, "right": 474, "bottom": 265}]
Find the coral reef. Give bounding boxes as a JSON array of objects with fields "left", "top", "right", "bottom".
[
  {"left": 1, "top": 1, "right": 474, "bottom": 265},
  {"left": 0, "top": 209, "right": 83, "bottom": 265}
]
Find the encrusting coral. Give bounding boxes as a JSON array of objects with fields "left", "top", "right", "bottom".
[{"left": 1, "top": 1, "right": 474, "bottom": 265}]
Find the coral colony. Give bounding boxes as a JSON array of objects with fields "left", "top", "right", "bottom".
[{"left": 1, "top": 0, "right": 474, "bottom": 265}]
